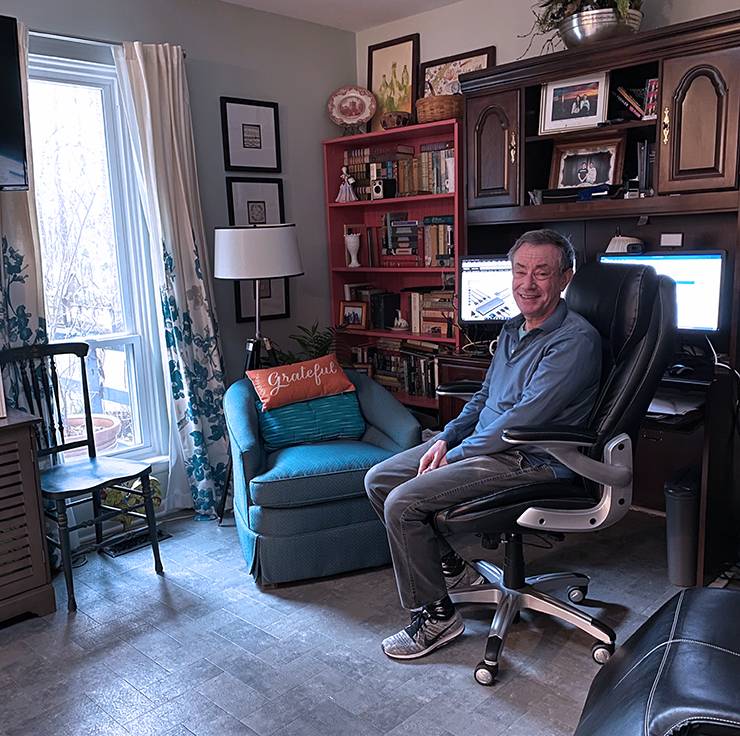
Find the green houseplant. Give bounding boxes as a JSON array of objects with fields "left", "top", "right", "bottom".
[
  {"left": 524, "top": 0, "right": 644, "bottom": 54},
  {"left": 273, "top": 322, "right": 336, "bottom": 364}
]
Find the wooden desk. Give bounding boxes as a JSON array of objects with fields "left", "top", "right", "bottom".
[{"left": 0, "top": 409, "right": 56, "bottom": 623}]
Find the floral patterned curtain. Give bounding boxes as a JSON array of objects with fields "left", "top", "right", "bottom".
[
  {"left": 0, "top": 25, "right": 47, "bottom": 358},
  {"left": 114, "top": 42, "right": 228, "bottom": 518}
]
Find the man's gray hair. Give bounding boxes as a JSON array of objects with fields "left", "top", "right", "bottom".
[{"left": 508, "top": 229, "right": 575, "bottom": 273}]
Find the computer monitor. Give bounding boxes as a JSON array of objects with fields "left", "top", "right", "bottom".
[
  {"left": 459, "top": 256, "right": 517, "bottom": 323},
  {"left": 598, "top": 251, "right": 725, "bottom": 333}
]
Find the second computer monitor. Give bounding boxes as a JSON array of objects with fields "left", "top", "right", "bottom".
[{"left": 459, "top": 256, "right": 517, "bottom": 323}]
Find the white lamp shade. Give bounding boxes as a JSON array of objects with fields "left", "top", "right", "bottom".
[{"left": 214, "top": 224, "right": 303, "bottom": 280}]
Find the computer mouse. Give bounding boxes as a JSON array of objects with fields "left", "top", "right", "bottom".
[{"left": 668, "top": 363, "right": 694, "bottom": 377}]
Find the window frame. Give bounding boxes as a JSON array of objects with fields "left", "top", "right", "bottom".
[{"left": 28, "top": 48, "right": 168, "bottom": 463}]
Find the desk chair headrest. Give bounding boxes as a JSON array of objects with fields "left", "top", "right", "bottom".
[{"left": 566, "top": 262, "right": 659, "bottom": 363}]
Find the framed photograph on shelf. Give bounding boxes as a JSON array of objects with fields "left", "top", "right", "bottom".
[
  {"left": 339, "top": 300, "right": 368, "bottom": 329},
  {"left": 226, "top": 176, "right": 290, "bottom": 322},
  {"left": 419, "top": 46, "right": 496, "bottom": 97},
  {"left": 549, "top": 135, "right": 625, "bottom": 189},
  {"left": 539, "top": 72, "right": 609, "bottom": 135},
  {"left": 367, "top": 33, "right": 419, "bottom": 132},
  {"left": 220, "top": 97, "right": 281, "bottom": 172}
]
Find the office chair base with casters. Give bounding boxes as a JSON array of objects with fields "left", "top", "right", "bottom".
[{"left": 449, "top": 533, "right": 615, "bottom": 685}]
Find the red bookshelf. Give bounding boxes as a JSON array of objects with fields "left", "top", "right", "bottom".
[{"left": 323, "top": 119, "right": 465, "bottom": 410}]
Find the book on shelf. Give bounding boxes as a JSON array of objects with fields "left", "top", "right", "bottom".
[
  {"left": 616, "top": 86, "right": 645, "bottom": 117},
  {"left": 643, "top": 78, "right": 659, "bottom": 119}
]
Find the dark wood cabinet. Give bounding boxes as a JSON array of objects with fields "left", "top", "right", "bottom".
[
  {"left": 437, "top": 354, "right": 490, "bottom": 426},
  {"left": 658, "top": 48, "right": 740, "bottom": 194},
  {"left": 0, "top": 410, "right": 55, "bottom": 623},
  {"left": 465, "top": 90, "right": 520, "bottom": 209}
]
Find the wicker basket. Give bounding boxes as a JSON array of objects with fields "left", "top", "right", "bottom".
[{"left": 415, "top": 94, "right": 464, "bottom": 124}]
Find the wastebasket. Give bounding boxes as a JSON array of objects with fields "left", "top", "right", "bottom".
[{"left": 664, "top": 468, "right": 700, "bottom": 587}]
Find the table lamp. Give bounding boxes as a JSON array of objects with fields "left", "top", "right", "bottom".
[{"left": 214, "top": 224, "right": 303, "bottom": 370}]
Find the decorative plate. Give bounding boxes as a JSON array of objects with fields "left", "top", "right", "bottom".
[{"left": 327, "top": 86, "right": 377, "bottom": 127}]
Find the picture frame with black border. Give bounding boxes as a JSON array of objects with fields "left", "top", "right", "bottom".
[
  {"left": 226, "top": 176, "right": 290, "bottom": 322},
  {"left": 367, "top": 34, "right": 420, "bottom": 132},
  {"left": 418, "top": 46, "right": 496, "bottom": 98},
  {"left": 220, "top": 97, "right": 281, "bottom": 172}
]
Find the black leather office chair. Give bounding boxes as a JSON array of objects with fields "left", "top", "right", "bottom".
[{"left": 435, "top": 262, "right": 676, "bottom": 685}]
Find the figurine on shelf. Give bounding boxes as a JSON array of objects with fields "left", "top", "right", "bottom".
[
  {"left": 336, "top": 165, "right": 358, "bottom": 203},
  {"left": 391, "top": 310, "right": 409, "bottom": 331}
]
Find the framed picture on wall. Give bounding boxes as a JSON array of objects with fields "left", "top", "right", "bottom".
[
  {"left": 367, "top": 33, "right": 420, "bottom": 132},
  {"left": 226, "top": 176, "right": 290, "bottom": 322},
  {"left": 418, "top": 46, "right": 496, "bottom": 98},
  {"left": 549, "top": 135, "right": 625, "bottom": 189},
  {"left": 539, "top": 72, "right": 609, "bottom": 135},
  {"left": 220, "top": 97, "right": 282, "bottom": 172}
]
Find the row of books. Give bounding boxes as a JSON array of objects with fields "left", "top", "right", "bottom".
[
  {"left": 350, "top": 339, "right": 446, "bottom": 399},
  {"left": 342, "top": 141, "right": 454, "bottom": 200},
  {"left": 380, "top": 211, "right": 454, "bottom": 267},
  {"left": 613, "top": 77, "right": 659, "bottom": 120},
  {"left": 342, "top": 283, "right": 454, "bottom": 336}
]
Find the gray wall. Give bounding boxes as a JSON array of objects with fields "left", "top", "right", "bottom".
[{"left": 0, "top": 0, "right": 355, "bottom": 381}]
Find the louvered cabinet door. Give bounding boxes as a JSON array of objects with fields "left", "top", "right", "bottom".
[{"left": 0, "top": 414, "right": 54, "bottom": 620}]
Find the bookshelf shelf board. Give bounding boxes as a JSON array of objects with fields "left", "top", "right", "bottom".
[
  {"left": 524, "top": 118, "right": 656, "bottom": 143},
  {"left": 323, "top": 119, "right": 457, "bottom": 147},
  {"left": 329, "top": 193, "right": 454, "bottom": 208},
  {"left": 467, "top": 190, "right": 740, "bottom": 225},
  {"left": 336, "top": 328, "right": 456, "bottom": 344},
  {"left": 332, "top": 267, "right": 455, "bottom": 274}
]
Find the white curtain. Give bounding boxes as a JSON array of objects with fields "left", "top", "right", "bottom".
[{"left": 114, "top": 42, "right": 229, "bottom": 517}]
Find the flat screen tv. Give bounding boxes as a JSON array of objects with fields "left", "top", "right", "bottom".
[{"left": 0, "top": 15, "right": 28, "bottom": 191}]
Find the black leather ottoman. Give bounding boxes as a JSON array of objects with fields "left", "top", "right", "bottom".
[{"left": 574, "top": 588, "right": 740, "bottom": 736}]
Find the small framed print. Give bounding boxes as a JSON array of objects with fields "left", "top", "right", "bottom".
[
  {"left": 226, "top": 176, "right": 289, "bottom": 322},
  {"left": 220, "top": 97, "right": 281, "bottom": 172},
  {"left": 339, "top": 300, "right": 368, "bottom": 330},
  {"left": 539, "top": 73, "right": 609, "bottom": 135},
  {"left": 549, "top": 135, "right": 625, "bottom": 189},
  {"left": 419, "top": 46, "right": 496, "bottom": 98}
]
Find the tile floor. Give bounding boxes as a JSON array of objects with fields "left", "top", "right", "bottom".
[{"left": 1, "top": 510, "right": 682, "bottom": 736}]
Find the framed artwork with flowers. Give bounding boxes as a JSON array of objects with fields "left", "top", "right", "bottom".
[{"left": 418, "top": 47, "right": 496, "bottom": 98}]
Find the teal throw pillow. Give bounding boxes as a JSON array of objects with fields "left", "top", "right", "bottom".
[{"left": 257, "top": 391, "right": 366, "bottom": 451}]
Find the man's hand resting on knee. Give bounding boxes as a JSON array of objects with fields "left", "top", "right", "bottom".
[{"left": 417, "top": 440, "right": 448, "bottom": 475}]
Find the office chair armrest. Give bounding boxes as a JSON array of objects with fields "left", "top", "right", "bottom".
[
  {"left": 503, "top": 426, "right": 598, "bottom": 446},
  {"left": 504, "top": 432, "right": 633, "bottom": 532},
  {"left": 435, "top": 380, "right": 483, "bottom": 398}
]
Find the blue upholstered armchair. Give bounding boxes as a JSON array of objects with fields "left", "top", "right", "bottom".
[{"left": 224, "top": 370, "right": 421, "bottom": 585}]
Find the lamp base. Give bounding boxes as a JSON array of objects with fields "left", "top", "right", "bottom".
[{"left": 243, "top": 336, "right": 279, "bottom": 372}]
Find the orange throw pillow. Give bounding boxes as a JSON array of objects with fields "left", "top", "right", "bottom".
[{"left": 246, "top": 354, "right": 355, "bottom": 411}]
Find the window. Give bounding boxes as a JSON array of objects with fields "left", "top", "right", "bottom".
[{"left": 28, "top": 43, "right": 167, "bottom": 460}]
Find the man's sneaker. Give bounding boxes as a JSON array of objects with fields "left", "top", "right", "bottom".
[
  {"left": 381, "top": 608, "right": 464, "bottom": 660},
  {"left": 444, "top": 564, "right": 484, "bottom": 591}
]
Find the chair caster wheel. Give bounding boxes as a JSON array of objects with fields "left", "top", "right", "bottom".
[
  {"left": 474, "top": 661, "right": 498, "bottom": 685},
  {"left": 592, "top": 641, "right": 614, "bottom": 665},
  {"left": 568, "top": 585, "right": 588, "bottom": 603}
]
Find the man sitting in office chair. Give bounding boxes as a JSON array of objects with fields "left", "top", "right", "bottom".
[{"left": 365, "top": 229, "right": 602, "bottom": 660}]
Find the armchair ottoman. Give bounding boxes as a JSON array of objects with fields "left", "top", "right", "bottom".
[{"left": 223, "top": 370, "right": 421, "bottom": 585}]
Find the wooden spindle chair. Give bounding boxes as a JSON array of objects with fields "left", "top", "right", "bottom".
[{"left": 0, "top": 342, "right": 163, "bottom": 611}]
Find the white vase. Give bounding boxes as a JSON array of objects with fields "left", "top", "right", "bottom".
[{"left": 345, "top": 234, "right": 361, "bottom": 267}]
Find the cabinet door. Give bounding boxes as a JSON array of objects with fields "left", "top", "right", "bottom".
[
  {"left": 466, "top": 90, "right": 520, "bottom": 208},
  {"left": 658, "top": 49, "right": 740, "bottom": 193}
]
